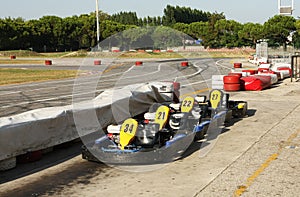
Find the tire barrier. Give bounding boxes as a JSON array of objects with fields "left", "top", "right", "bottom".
[
  {"left": 258, "top": 68, "right": 270, "bottom": 72},
  {"left": 45, "top": 60, "right": 52, "bottom": 66},
  {"left": 228, "top": 72, "right": 243, "bottom": 78},
  {"left": 223, "top": 75, "right": 241, "bottom": 84},
  {"left": 181, "top": 61, "right": 189, "bottom": 67},
  {"left": 223, "top": 75, "right": 241, "bottom": 91},
  {"left": 135, "top": 61, "right": 143, "bottom": 66},
  {"left": 233, "top": 62, "right": 242, "bottom": 68},
  {"left": 223, "top": 83, "right": 241, "bottom": 91},
  {"left": 242, "top": 69, "right": 257, "bottom": 75},
  {"left": 94, "top": 60, "right": 101, "bottom": 65}
]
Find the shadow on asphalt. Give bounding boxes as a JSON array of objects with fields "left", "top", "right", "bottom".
[
  {"left": 0, "top": 141, "right": 85, "bottom": 184},
  {"left": 0, "top": 109, "right": 258, "bottom": 190},
  {"left": 181, "top": 108, "right": 257, "bottom": 160}
]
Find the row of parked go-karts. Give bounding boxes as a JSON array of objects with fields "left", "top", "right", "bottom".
[{"left": 82, "top": 89, "right": 248, "bottom": 165}]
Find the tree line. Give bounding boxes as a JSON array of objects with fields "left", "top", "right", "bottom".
[{"left": 0, "top": 5, "right": 299, "bottom": 52}]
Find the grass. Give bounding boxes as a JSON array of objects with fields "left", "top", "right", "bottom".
[
  {"left": 0, "top": 50, "right": 43, "bottom": 57},
  {"left": 119, "top": 51, "right": 183, "bottom": 58},
  {"left": 0, "top": 50, "right": 89, "bottom": 58},
  {"left": 0, "top": 59, "right": 45, "bottom": 65},
  {"left": 0, "top": 48, "right": 254, "bottom": 60},
  {"left": 0, "top": 68, "right": 77, "bottom": 85}
]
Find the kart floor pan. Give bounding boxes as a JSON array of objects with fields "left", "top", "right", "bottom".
[{"left": 82, "top": 132, "right": 195, "bottom": 165}]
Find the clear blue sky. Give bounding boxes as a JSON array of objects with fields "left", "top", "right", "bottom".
[{"left": 0, "top": 0, "right": 299, "bottom": 24}]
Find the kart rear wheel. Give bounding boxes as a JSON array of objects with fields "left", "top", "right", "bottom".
[{"left": 194, "top": 124, "right": 208, "bottom": 141}]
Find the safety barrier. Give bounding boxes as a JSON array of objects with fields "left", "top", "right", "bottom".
[{"left": 0, "top": 82, "right": 174, "bottom": 170}]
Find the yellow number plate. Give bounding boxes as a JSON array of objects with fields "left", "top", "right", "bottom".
[
  {"left": 210, "top": 89, "right": 223, "bottom": 109},
  {"left": 119, "top": 118, "right": 138, "bottom": 150},
  {"left": 155, "top": 105, "right": 170, "bottom": 130},
  {"left": 181, "top": 96, "right": 195, "bottom": 113}
]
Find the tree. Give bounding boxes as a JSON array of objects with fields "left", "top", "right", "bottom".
[
  {"left": 173, "top": 23, "right": 189, "bottom": 35},
  {"left": 162, "top": 5, "right": 176, "bottom": 26},
  {"left": 151, "top": 26, "right": 182, "bottom": 49},
  {"left": 202, "top": 12, "right": 225, "bottom": 48},
  {"left": 294, "top": 20, "right": 300, "bottom": 49},
  {"left": 110, "top": 11, "right": 138, "bottom": 25},
  {"left": 121, "top": 27, "right": 154, "bottom": 50},
  {"left": 188, "top": 22, "right": 208, "bottom": 40},
  {"left": 263, "top": 15, "right": 296, "bottom": 50},
  {"left": 162, "top": 5, "right": 211, "bottom": 25},
  {"left": 215, "top": 19, "right": 243, "bottom": 48},
  {"left": 238, "top": 23, "right": 264, "bottom": 47}
]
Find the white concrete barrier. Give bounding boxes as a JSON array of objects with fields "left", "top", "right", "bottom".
[{"left": 0, "top": 82, "right": 174, "bottom": 168}]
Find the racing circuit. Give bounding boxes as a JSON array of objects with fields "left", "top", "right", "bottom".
[
  {"left": 0, "top": 58, "right": 219, "bottom": 117},
  {"left": 0, "top": 57, "right": 299, "bottom": 197}
]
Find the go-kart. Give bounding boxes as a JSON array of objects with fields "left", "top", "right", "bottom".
[{"left": 81, "top": 89, "right": 247, "bottom": 165}]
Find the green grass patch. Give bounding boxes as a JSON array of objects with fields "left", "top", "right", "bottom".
[
  {"left": 119, "top": 51, "right": 182, "bottom": 58},
  {"left": 0, "top": 59, "right": 45, "bottom": 65},
  {"left": 0, "top": 50, "right": 43, "bottom": 57},
  {"left": 0, "top": 68, "right": 77, "bottom": 85},
  {"left": 0, "top": 50, "right": 89, "bottom": 58}
]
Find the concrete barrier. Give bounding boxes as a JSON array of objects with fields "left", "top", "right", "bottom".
[{"left": 0, "top": 82, "right": 174, "bottom": 170}]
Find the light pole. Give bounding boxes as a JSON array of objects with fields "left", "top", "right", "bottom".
[{"left": 96, "top": 0, "right": 100, "bottom": 47}]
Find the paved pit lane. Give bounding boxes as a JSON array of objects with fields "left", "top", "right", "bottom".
[{"left": 3, "top": 58, "right": 298, "bottom": 197}]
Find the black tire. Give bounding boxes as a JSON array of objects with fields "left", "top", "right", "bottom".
[{"left": 194, "top": 130, "right": 205, "bottom": 141}]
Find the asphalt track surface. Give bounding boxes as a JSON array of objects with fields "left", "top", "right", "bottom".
[
  {"left": 1, "top": 58, "right": 299, "bottom": 196},
  {"left": 0, "top": 58, "right": 228, "bottom": 118},
  {"left": 0, "top": 57, "right": 246, "bottom": 196}
]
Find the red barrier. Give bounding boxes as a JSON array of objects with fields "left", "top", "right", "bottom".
[
  {"left": 233, "top": 63, "right": 242, "bottom": 68},
  {"left": 224, "top": 83, "right": 241, "bottom": 91},
  {"left": 242, "top": 69, "right": 257, "bottom": 75},
  {"left": 223, "top": 75, "right": 241, "bottom": 91},
  {"left": 240, "top": 75, "right": 271, "bottom": 91},
  {"left": 181, "top": 61, "right": 189, "bottom": 67},
  {"left": 135, "top": 61, "right": 143, "bottom": 66},
  {"left": 94, "top": 60, "right": 101, "bottom": 65},
  {"left": 45, "top": 60, "right": 52, "bottom": 66},
  {"left": 277, "top": 67, "right": 292, "bottom": 76},
  {"left": 258, "top": 68, "right": 270, "bottom": 72},
  {"left": 223, "top": 75, "right": 241, "bottom": 84},
  {"left": 228, "top": 72, "right": 243, "bottom": 78}
]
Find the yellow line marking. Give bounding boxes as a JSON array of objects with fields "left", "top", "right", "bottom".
[
  {"left": 179, "top": 88, "right": 210, "bottom": 98},
  {"left": 234, "top": 129, "right": 300, "bottom": 196}
]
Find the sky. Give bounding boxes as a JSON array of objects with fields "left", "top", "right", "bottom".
[{"left": 0, "top": 0, "right": 299, "bottom": 24}]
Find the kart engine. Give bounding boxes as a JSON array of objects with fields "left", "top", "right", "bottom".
[{"left": 135, "top": 123, "right": 160, "bottom": 147}]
